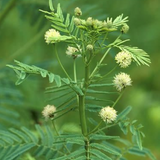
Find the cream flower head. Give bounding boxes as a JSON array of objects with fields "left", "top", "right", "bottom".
[
  {"left": 44, "top": 29, "right": 60, "bottom": 44},
  {"left": 113, "top": 72, "right": 132, "bottom": 92},
  {"left": 115, "top": 51, "right": 132, "bottom": 68},
  {"left": 42, "top": 104, "right": 56, "bottom": 120},
  {"left": 99, "top": 106, "right": 117, "bottom": 123}
]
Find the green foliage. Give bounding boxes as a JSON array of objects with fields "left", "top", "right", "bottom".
[{"left": 2, "top": 1, "right": 157, "bottom": 160}]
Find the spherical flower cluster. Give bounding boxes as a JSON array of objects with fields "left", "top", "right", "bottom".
[
  {"left": 44, "top": 29, "right": 60, "bottom": 44},
  {"left": 113, "top": 72, "right": 132, "bottom": 92},
  {"left": 42, "top": 104, "right": 56, "bottom": 120},
  {"left": 99, "top": 106, "right": 117, "bottom": 123},
  {"left": 66, "top": 46, "right": 81, "bottom": 58},
  {"left": 115, "top": 51, "right": 132, "bottom": 68}
]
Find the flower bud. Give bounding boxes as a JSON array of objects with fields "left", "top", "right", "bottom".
[
  {"left": 74, "top": 18, "right": 81, "bottom": 25},
  {"left": 86, "top": 17, "right": 93, "bottom": 26},
  {"left": 121, "top": 23, "right": 129, "bottom": 33},
  {"left": 86, "top": 44, "right": 93, "bottom": 51},
  {"left": 74, "top": 7, "right": 82, "bottom": 16}
]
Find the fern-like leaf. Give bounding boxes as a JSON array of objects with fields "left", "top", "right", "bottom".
[
  {"left": 121, "top": 45, "right": 151, "bottom": 66},
  {"left": 41, "top": 3, "right": 78, "bottom": 41}
]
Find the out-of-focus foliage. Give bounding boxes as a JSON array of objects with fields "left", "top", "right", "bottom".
[{"left": 0, "top": 0, "right": 159, "bottom": 159}]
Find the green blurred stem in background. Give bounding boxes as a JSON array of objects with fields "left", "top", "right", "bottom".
[{"left": 0, "top": 0, "right": 17, "bottom": 24}]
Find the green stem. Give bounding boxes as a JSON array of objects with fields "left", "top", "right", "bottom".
[
  {"left": 51, "top": 120, "right": 71, "bottom": 154},
  {"left": 85, "top": 138, "right": 90, "bottom": 160},
  {"left": 89, "top": 47, "right": 111, "bottom": 79},
  {"left": 88, "top": 120, "right": 103, "bottom": 135},
  {"left": 84, "top": 64, "right": 90, "bottom": 89},
  {"left": 52, "top": 120, "right": 59, "bottom": 136},
  {"left": 78, "top": 95, "right": 87, "bottom": 136},
  {"left": 73, "top": 59, "right": 77, "bottom": 83},
  {"left": 54, "top": 45, "right": 72, "bottom": 81},
  {"left": 0, "top": 0, "right": 16, "bottom": 24},
  {"left": 112, "top": 90, "right": 124, "bottom": 108},
  {"left": 94, "top": 123, "right": 117, "bottom": 134}
]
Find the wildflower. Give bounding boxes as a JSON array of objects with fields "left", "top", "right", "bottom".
[
  {"left": 74, "top": 7, "right": 82, "bottom": 16},
  {"left": 113, "top": 72, "right": 132, "bottom": 92},
  {"left": 44, "top": 29, "right": 60, "bottom": 44},
  {"left": 99, "top": 106, "right": 117, "bottom": 123},
  {"left": 66, "top": 46, "right": 81, "bottom": 58},
  {"left": 115, "top": 51, "right": 132, "bottom": 68},
  {"left": 42, "top": 104, "right": 56, "bottom": 120}
]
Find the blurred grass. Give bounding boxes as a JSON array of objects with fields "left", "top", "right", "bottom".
[{"left": 0, "top": 0, "right": 160, "bottom": 159}]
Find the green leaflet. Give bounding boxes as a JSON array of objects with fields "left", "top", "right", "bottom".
[
  {"left": 121, "top": 45, "right": 151, "bottom": 66},
  {"left": 116, "top": 106, "right": 132, "bottom": 121},
  {"left": 9, "top": 128, "right": 31, "bottom": 143},
  {"left": 7, "top": 60, "right": 71, "bottom": 88},
  {"left": 112, "top": 14, "right": 128, "bottom": 27},
  {"left": 86, "top": 96, "right": 114, "bottom": 103},
  {"left": 90, "top": 148, "right": 112, "bottom": 160},
  {"left": 87, "top": 89, "right": 116, "bottom": 94},
  {"left": 49, "top": 0, "right": 54, "bottom": 11},
  {"left": 90, "top": 143, "right": 121, "bottom": 156},
  {"left": 43, "top": 3, "right": 78, "bottom": 40},
  {"left": 135, "top": 130, "right": 143, "bottom": 150},
  {"left": 0, "top": 130, "right": 22, "bottom": 143},
  {"left": 51, "top": 148, "right": 85, "bottom": 160},
  {"left": 90, "top": 134, "right": 120, "bottom": 141},
  {"left": 21, "top": 127, "right": 39, "bottom": 144},
  {"left": 5, "top": 143, "right": 35, "bottom": 160},
  {"left": 89, "top": 83, "right": 114, "bottom": 87},
  {"left": 128, "top": 146, "right": 146, "bottom": 157},
  {"left": 143, "top": 148, "right": 157, "bottom": 160},
  {"left": 35, "top": 125, "right": 48, "bottom": 146}
]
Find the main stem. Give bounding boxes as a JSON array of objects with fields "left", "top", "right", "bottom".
[
  {"left": 89, "top": 47, "right": 111, "bottom": 79},
  {"left": 78, "top": 95, "right": 87, "bottom": 136},
  {"left": 78, "top": 63, "right": 90, "bottom": 159}
]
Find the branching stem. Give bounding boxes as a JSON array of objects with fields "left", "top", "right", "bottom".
[
  {"left": 51, "top": 120, "right": 71, "bottom": 154},
  {"left": 54, "top": 44, "right": 72, "bottom": 81},
  {"left": 112, "top": 90, "right": 124, "bottom": 108},
  {"left": 89, "top": 47, "right": 111, "bottom": 79}
]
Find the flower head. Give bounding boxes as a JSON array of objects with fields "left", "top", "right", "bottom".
[
  {"left": 42, "top": 105, "right": 56, "bottom": 120},
  {"left": 115, "top": 51, "right": 132, "bottom": 68},
  {"left": 66, "top": 46, "right": 81, "bottom": 58},
  {"left": 44, "top": 29, "right": 60, "bottom": 44},
  {"left": 99, "top": 106, "right": 117, "bottom": 123},
  {"left": 113, "top": 72, "right": 132, "bottom": 92}
]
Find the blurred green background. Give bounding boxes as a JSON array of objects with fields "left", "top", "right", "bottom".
[{"left": 0, "top": 0, "right": 160, "bottom": 159}]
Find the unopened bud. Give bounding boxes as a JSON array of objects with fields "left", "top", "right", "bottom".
[
  {"left": 74, "top": 7, "right": 82, "bottom": 16},
  {"left": 86, "top": 44, "right": 93, "bottom": 51},
  {"left": 121, "top": 23, "right": 129, "bottom": 33},
  {"left": 86, "top": 17, "right": 93, "bottom": 26},
  {"left": 74, "top": 18, "right": 81, "bottom": 25}
]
